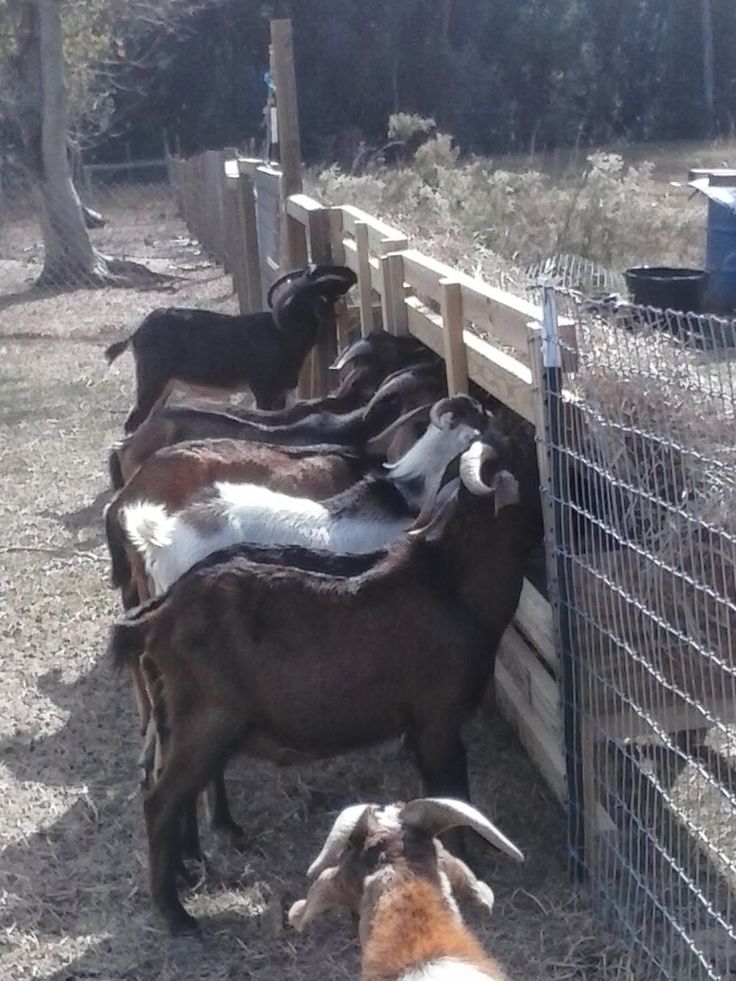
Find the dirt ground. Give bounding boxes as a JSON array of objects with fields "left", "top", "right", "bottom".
[{"left": 0, "top": 194, "right": 635, "bottom": 980}]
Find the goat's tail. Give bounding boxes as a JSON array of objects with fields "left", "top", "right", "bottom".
[
  {"left": 108, "top": 594, "right": 166, "bottom": 672},
  {"left": 104, "top": 500, "right": 131, "bottom": 590},
  {"left": 121, "top": 501, "right": 173, "bottom": 552},
  {"left": 108, "top": 446, "right": 124, "bottom": 491},
  {"left": 104, "top": 337, "right": 130, "bottom": 364}
]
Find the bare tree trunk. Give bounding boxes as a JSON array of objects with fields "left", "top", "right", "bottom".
[
  {"left": 37, "top": 0, "right": 107, "bottom": 285},
  {"left": 8, "top": 1, "right": 170, "bottom": 290},
  {"left": 701, "top": 0, "right": 716, "bottom": 138}
]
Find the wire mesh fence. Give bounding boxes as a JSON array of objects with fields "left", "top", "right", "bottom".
[
  {"left": 535, "top": 289, "right": 736, "bottom": 980},
  {"left": 0, "top": 160, "right": 194, "bottom": 295}
]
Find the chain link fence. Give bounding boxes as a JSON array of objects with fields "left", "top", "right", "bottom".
[
  {"left": 0, "top": 159, "right": 192, "bottom": 295},
  {"left": 535, "top": 289, "right": 736, "bottom": 980}
]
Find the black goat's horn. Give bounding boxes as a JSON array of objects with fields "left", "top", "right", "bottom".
[
  {"left": 267, "top": 267, "right": 309, "bottom": 308},
  {"left": 331, "top": 337, "right": 373, "bottom": 371},
  {"left": 363, "top": 363, "right": 441, "bottom": 420},
  {"left": 429, "top": 395, "right": 485, "bottom": 430}
]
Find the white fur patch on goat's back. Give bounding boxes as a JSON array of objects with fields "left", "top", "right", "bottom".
[
  {"left": 399, "top": 958, "right": 503, "bottom": 981},
  {"left": 121, "top": 501, "right": 175, "bottom": 550},
  {"left": 121, "top": 479, "right": 411, "bottom": 596}
]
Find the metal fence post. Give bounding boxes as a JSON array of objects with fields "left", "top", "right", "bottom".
[{"left": 540, "top": 282, "right": 586, "bottom": 882}]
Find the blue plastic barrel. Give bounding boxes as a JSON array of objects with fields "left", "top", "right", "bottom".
[{"left": 706, "top": 199, "right": 736, "bottom": 311}]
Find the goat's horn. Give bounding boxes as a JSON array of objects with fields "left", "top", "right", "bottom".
[
  {"left": 307, "top": 804, "right": 372, "bottom": 879},
  {"left": 331, "top": 361, "right": 373, "bottom": 397},
  {"left": 266, "top": 267, "right": 308, "bottom": 308},
  {"left": 364, "top": 367, "right": 435, "bottom": 419},
  {"left": 305, "top": 267, "right": 358, "bottom": 294},
  {"left": 400, "top": 797, "right": 524, "bottom": 863},
  {"left": 408, "top": 476, "right": 460, "bottom": 536},
  {"left": 429, "top": 395, "right": 481, "bottom": 430},
  {"left": 459, "top": 441, "right": 497, "bottom": 497},
  {"left": 331, "top": 337, "right": 373, "bottom": 371},
  {"left": 367, "top": 403, "right": 433, "bottom": 461}
]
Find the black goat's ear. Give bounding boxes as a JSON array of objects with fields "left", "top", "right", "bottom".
[
  {"left": 408, "top": 477, "right": 460, "bottom": 543},
  {"left": 313, "top": 294, "right": 331, "bottom": 320}
]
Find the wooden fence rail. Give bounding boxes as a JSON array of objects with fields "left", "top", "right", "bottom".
[{"left": 167, "top": 150, "right": 579, "bottom": 818}]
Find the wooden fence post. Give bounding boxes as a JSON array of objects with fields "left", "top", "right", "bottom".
[
  {"left": 380, "top": 252, "right": 408, "bottom": 335},
  {"left": 219, "top": 147, "right": 237, "bottom": 275},
  {"left": 328, "top": 207, "right": 353, "bottom": 351},
  {"left": 238, "top": 159, "right": 264, "bottom": 311},
  {"left": 224, "top": 158, "right": 244, "bottom": 301},
  {"left": 440, "top": 279, "right": 468, "bottom": 394},
  {"left": 271, "top": 18, "right": 308, "bottom": 271},
  {"left": 308, "top": 204, "right": 337, "bottom": 396},
  {"left": 355, "top": 221, "right": 374, "bottom": 337}
]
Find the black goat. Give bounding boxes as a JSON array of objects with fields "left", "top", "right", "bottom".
[
  {"left": 109, "top": 395, "right": 540, "bottom": 932},
  {"left": 105, "top": 265, "right": 357, "bottom": 432}
]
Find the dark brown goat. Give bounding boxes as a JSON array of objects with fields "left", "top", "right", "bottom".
[
  {"left": 108, "top": 360, "right": 445, "bottom": 489},
  {"left": 105, "top": 438, "right": 363, "bottom": 756},
  {"left": 109, "top": 396, "right": 539, "bottom": 932},
  {"left": 105, "top": 265, "right": 357, "bottom": 432}
]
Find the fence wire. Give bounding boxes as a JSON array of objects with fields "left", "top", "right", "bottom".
[
  {"left": 0, "top": 161, "right": 188, "bottom": 295},
  {"left": 537, "top": 290, "right": 736, "bottom": 980}
]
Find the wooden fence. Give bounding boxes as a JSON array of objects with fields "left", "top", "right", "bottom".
[{"left": 167, "top": 148, "right": 583, "bottom": 821}]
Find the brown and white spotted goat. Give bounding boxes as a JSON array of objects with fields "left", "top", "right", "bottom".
[{"left": 290, "top": 797, "right": 523, "bottom": 981}]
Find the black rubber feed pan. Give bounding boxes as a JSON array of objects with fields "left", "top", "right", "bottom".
[{"left": 624, "top": 266, "right": 709, "bottom": 313}]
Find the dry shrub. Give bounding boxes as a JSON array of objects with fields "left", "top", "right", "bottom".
[
  {"left": 315, "top": 149, "right": 705, "bottom": 277},
  {"left": 567, "top": 311, "right": 736, "bottom": 712}
]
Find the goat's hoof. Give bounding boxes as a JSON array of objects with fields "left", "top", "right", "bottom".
[
  {"left": 212, "top": 817, "right": 246, "bottom": 847},
  {"left": 176, "top": 862, "right": 202, "bottom": 889},
  {"left": 166, "top": 908, "right": 200, "bottom": 935}
]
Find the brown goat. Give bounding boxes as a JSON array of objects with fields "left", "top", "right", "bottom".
[
  {"left": 105, "top": 438, "right": 363, "bottom": 737},
  {"left": 108, "top": 359, "right": 444, "bottom": 490},
  {"left": 109, "top": 397, "right": 539, "bottom": 931}
]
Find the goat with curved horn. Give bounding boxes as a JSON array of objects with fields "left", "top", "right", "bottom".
[
  {"left": 362, "top": 361, "right": 446, "bottom": 423},
  {"left": 266, "top": 266, "right": 310, "bottom": 308},
  {"left": 331, "top": 329, "right": 438, "bottom": 373},
  {"left": 401, "top": 797, "right": 524, "bottom": 863},
  {"left": 430, "top": 394, "right": 486, "bottom": 431},
  {"left": 289, "top": 797, "right": 521, "bottom": 979}
]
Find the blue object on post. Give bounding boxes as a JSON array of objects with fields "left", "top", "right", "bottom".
[{"left": 689, "top": 169, "right": 736, "bottom": 312}]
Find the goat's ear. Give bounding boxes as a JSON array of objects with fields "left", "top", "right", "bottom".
[
  {"left": 288, "top": 867, "right": 344, "bottom": 932},
  {"left": 408, "top": 476, "right": 460, "bottom": 542},
  {"left": 365, "top": 403, "right": 432, "bottom": 461},
  {"left": 436, "top": 843, "right": 495, "bottom": 917}
]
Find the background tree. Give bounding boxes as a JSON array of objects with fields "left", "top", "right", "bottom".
[{"left": 0, "top": 0, "right": 203, "bottom": 288}]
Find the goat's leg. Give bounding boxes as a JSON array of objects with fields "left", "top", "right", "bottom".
[
  {"left": 130, "top": 661, "right": 152, "bottom": 737},
  {"left": 412, "top": 723, "right": 470, "bottom": 801},
  {"left": 144, "top": 780, "right": 199, "bottom": 933},
  {"left": 206, "top": 769, "right": 245, "bottom": 843},
  {"left": 412, "top": 723, "right": 471, "bottom": 860},
  {"left": 179, "top": 802, "right": 202, "bottom": 864},
  {"left": 251, "top": 385, "right": 286, "bottom": 411},
  {"left": 124, "top": 369, "right": 173, "bottom": 433},
  {"left": 144, "top": 737, "right": 233, "bottom": 932}
]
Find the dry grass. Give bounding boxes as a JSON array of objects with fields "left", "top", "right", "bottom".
[
  {"left": 314, "top": 137, "right": 736, "bottom": 289},
  {"left": 566, "top": 308, "right": 736, "bottom": 709},
  {"left": 0, "top": 199, "right": 637, "bottom": 980}
]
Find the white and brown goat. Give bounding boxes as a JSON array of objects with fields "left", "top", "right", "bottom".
[{"left": 289, "top": 797, "right": 523, "bottom": 981}]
